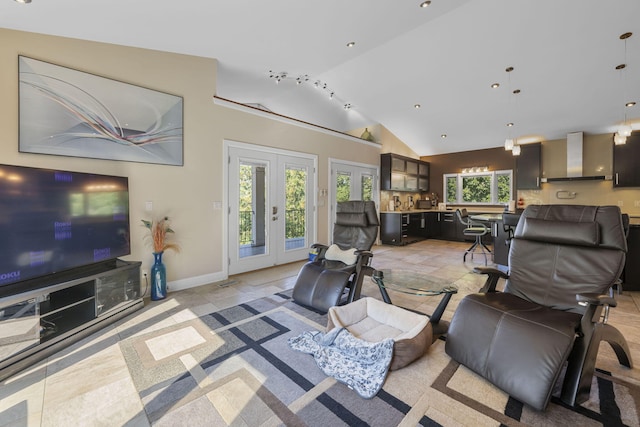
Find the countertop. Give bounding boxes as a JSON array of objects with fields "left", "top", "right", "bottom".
[{"left": 381, "top": 208, "right": 513, "bottom": 215}]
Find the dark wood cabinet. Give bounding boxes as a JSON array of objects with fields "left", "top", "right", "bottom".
[
  {"left": 380, "top": 213, "right": 426, "bottom": 245},
  {"left": 623, "top": 226, "right": 640, "bottom": 291},
  {"left": 440, "top": 211, "right": 459, "bottom": 241},
  {"left": 613, "top": 132, "right": 640, "bottom": 187},
  {"left": 425, "top": 212, "right": 442, "bottom": 238},
  {"left": 515, "top": 142, "right": 541, "bottom": 189},
  {"left": 381, "top": 153, "right": 430, "bottom": 192}
]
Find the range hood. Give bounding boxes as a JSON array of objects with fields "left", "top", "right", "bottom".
[{"left": 541, "top": 132, "right": 612, "bottom": 182}]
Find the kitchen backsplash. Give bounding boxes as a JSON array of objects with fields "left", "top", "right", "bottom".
[{"left": 517, "top": 180, "right": 640, "bottom": 216}]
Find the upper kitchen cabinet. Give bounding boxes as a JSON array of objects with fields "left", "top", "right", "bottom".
[
  {"left": 515, "top": 142, "right": 541, "bottom": 189},
  {"left": 614, "top": 131, "right": 640, "bottom": 187},
  {"left": 381, "top": 153, "right": 430, "bottom": 192}
]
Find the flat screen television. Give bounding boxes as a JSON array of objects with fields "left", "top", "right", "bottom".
[{"left": 0, "top": 164, "right": 130, "bottom": 296}]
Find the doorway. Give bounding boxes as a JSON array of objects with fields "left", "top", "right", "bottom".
[
  {"left": 227, "top": 142, "right": 316, "bottom": 275},
  {"left": 329, "top": 159, "right": 379, "bottom": 239}
]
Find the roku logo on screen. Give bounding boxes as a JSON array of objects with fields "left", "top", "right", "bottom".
[{"left": 0, "top": 270, "right": 20, "bottom": 284}]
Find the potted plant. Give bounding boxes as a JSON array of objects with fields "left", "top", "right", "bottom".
[{"left": 142, "top": 216, "right": 180, "bottom": 300}]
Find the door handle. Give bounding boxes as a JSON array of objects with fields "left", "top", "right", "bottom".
[
  {"left": 272, "top": 206, "right": 278, "bottom": 215},
  {"left": 616, "top": 173, "right": 619, "bottom": 185},
  {"left": 272, "top": 216, "right": 278, "bottom": 221}
]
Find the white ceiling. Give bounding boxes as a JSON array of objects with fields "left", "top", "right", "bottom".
[{"left": 1, "top": 0, "right": 639, "bottom": 155}]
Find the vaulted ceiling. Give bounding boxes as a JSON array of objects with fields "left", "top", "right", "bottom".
[{"left": 2, "top": 0, "right": 639, "bottom": 155}]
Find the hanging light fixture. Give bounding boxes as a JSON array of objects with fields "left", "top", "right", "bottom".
[
  {"left": 504, "top": 67, "right": 515, "bottom": 150},
  {"left": 615, "top": 32, "right": 634, "bottom": 144},
  {"left": 512, "top": 88, "right": 522, "bottom": 156}
]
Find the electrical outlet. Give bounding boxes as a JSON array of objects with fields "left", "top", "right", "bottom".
[
  {"left": 142, "top": 270, "right": 148, "bottom": 278},
  {"left": 618, "top": 200, "right": 624, "bottom": 207}
]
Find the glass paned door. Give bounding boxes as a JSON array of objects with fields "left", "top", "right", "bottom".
[
  {"left": 228, "top": 145, "right": 315, "bottom": 275},
  {"left": 329, "top": 160, "right": 379, "bottom": 240}
]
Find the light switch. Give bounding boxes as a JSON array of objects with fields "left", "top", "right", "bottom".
[
  {"left": 145, "top": 201, "right": 153, "bottom": 211},
  {"left": 213, "top": 201, "right": 222, "bottom": 210}
]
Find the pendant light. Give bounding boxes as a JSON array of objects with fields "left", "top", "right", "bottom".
[
  {"left": 504, "top": 67, "right": 515, "bottom": 150},
  {"left": 511, "top": 88, "right": 522, "bottom": 156},
  {"left": 615, "top": 32, "right": 633, "bottom": 144}
]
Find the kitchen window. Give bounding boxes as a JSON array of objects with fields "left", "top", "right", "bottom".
[{"left": 444, "top": 170, "right": 513, "bottom": 205}]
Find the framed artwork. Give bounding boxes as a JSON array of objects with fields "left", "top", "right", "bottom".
[{"left": 18, "top": 56, "right": 184, "bottom": 166}]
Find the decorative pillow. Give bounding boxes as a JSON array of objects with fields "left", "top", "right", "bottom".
[{"left": 324, "top": 244, "right": 358, "bottom": 265}]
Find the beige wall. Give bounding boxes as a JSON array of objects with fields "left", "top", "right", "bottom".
[{"left": 0, "top": 29, "right": 381, "bottom": 289}]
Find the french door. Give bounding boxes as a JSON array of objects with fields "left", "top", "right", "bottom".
[
  {"left": 329, "top": 159, "right": 379, "bottom": 239},
  {"left": 228, "top": 143, "right": 316, "bottom": 275}
]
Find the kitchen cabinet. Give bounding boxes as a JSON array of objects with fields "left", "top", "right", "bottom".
[
  {"left": 623, "top": 225, "right": 640, "bottom": 291},
  {"left": 425, "top": 212, "right": 442, "bottom": 238},
  {"left": 380, "top": 213, "right": 426, "bottom": 245},
  {"left": 613, "top": 131, "right": 640, "bottom": 187},
  {"left": 516, "top": 142, "right": 541, "bottom": 189},
  {"left": 440, "top": 211, "right": 460, "bottom": 241},
  {"left": 380, "top": 213, "right": 408, "bottom": 245},
  {"left": 381, "top": 153, "right": 430, "bottom": 192}
]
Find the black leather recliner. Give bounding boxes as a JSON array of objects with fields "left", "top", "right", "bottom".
[
  {"left": 292, "top": 200, "right": 379, "bottom": 312},
  {"left": 445, "top": 204, "right": 633, "bottom": 411}
]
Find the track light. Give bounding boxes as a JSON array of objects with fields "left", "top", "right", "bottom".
[{"left": 269, "top": 71, "right": 353, "bottom": 112}]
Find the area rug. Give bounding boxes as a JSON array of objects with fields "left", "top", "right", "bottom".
[{"left": 120, "top": 292, "right": 640, "bottom": 426}]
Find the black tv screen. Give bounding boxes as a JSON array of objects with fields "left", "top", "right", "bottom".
[{"left": 0, "top": 164, "right": 130, "bottom": 289}]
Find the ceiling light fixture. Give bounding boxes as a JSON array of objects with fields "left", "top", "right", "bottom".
[
  {"left": 512, "top": 144, "right": 521, "bottom": 156},
  {"left": 491, "top": 83, "right": 500, "bottom": 89},
  {"left": 615, "top": 32, "right": 633, "bottom": 145},
  {"left": 414, "top": 104, "right": 421, "bottom": 109},
  {"left": 346, "top": 41, "right": 356, "bottom": 48},
  {"left": 419, "top": 1, "right": 431, "bottom": 8},
  {"left": 504, "top": 66, "right": 516, "bottom": 151},
  {"left": 268, "top": 70, "right": 353, "bottom": 111},
  {"left": 14, "top": 0, "right": 31, "bottom": 3},
  {"left": 441, "top": 134, "right": 447, "bottom": 139}
]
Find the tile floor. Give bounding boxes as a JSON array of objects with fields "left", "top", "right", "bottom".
[{"left": 1, "top": 239, "right": 639, "bottom": 426}]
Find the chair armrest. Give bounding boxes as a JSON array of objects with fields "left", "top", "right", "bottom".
[
  {"left": 473, "top": 266, "right": 509, "bottom": 293},
  {"left": 310, "top": 243, "right": 329, "bottom": 261},
  {"left": 576, "top": 292, "right": 617, "bottom": 308}
]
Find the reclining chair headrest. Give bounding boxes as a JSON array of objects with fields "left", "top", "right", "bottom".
[
  {"left": 515, "top": 204, "right": 627, "bottom": 252},
  {"left": 516, "top": 217, "right": 599, "bottom": 247},
  {"left": 335, "top": 201, "right": 379, "bottom": 227}
]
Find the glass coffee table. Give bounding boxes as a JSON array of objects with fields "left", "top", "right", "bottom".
[{"left": 370, "top": 269, "right": 458, "bottom": 336}]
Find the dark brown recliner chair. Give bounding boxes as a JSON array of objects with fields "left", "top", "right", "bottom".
[
  {"left": 445, "top": 205, "right": 633, "bottom": 411},
  {"left": 292, "top": 201, "right": 379, "bottom": 312}
]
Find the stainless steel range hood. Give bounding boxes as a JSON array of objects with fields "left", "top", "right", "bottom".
[{"left": 541, "top": 132, "right": 612, "bottom": 182}]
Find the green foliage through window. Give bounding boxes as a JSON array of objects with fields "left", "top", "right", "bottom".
[{"left": 444, "top": 170, "right": 512, "bottom": 205}]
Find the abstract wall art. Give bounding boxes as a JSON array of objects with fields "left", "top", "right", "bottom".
[{"left": 18, "top": 56, "right": 184, "bottom": 166}]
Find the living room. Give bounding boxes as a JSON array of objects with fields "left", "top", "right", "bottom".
[{"left": 1, "top": 1, "right": 640, "bottom": 425}]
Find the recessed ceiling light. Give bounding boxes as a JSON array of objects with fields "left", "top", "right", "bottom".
[
  {"left": 346, "top": 41, "right": 355, "bottom": 48},
  {"left": 506, "top": 122, "right": 514, "bottom": 127},
  {"left": 491, "top": 83, "right": 500, "bottom": 88},
  {"left": 414, "top": 104, "right": 421, "bottom": 109},
  {"left": 420, "top": 1, "right": 431, "bottom": 7},
  {"left": 15, "top": 0, "right": 31, "bottom": 3},
  {"left": 626, "top": 101, "right": 636, "bottom": 107},
  {"left": 513, "top": 89, "right": 521, "bottom": 94},
  {"left": 441, "top": 134, "right": 447, "bottom": 139}
]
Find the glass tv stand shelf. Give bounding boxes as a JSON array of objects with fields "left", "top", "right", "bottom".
[{"left": 0, "top": 259, "right": 142, "bottom": 381}]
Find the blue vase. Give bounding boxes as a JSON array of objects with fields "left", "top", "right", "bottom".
[{"left": 150, "top": 251, "right": 167, "bottom": 300}]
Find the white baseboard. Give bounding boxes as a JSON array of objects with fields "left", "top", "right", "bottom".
[{"left": 167, "top": 271, "right": 227, "bottom": 293}]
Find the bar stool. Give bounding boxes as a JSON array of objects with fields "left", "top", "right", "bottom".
[{"left": 456, "top": 208, "right": 491, "bottom": 265}]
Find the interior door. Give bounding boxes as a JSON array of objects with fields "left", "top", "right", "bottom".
[{"left": 228, "top": 145, "right": 316, "bottom": 275}]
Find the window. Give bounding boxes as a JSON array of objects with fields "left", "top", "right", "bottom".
[{"left": 444, "top": 170, "right": 513, "bottom": 205}]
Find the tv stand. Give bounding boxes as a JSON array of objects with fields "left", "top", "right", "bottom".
[{"left": 0, "top": 259, "right": 143, "bottom": 381}]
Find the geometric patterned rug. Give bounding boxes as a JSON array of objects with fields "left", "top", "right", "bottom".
[{"left": 120, "top": 292, "right": 640, "bottom": 426}]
